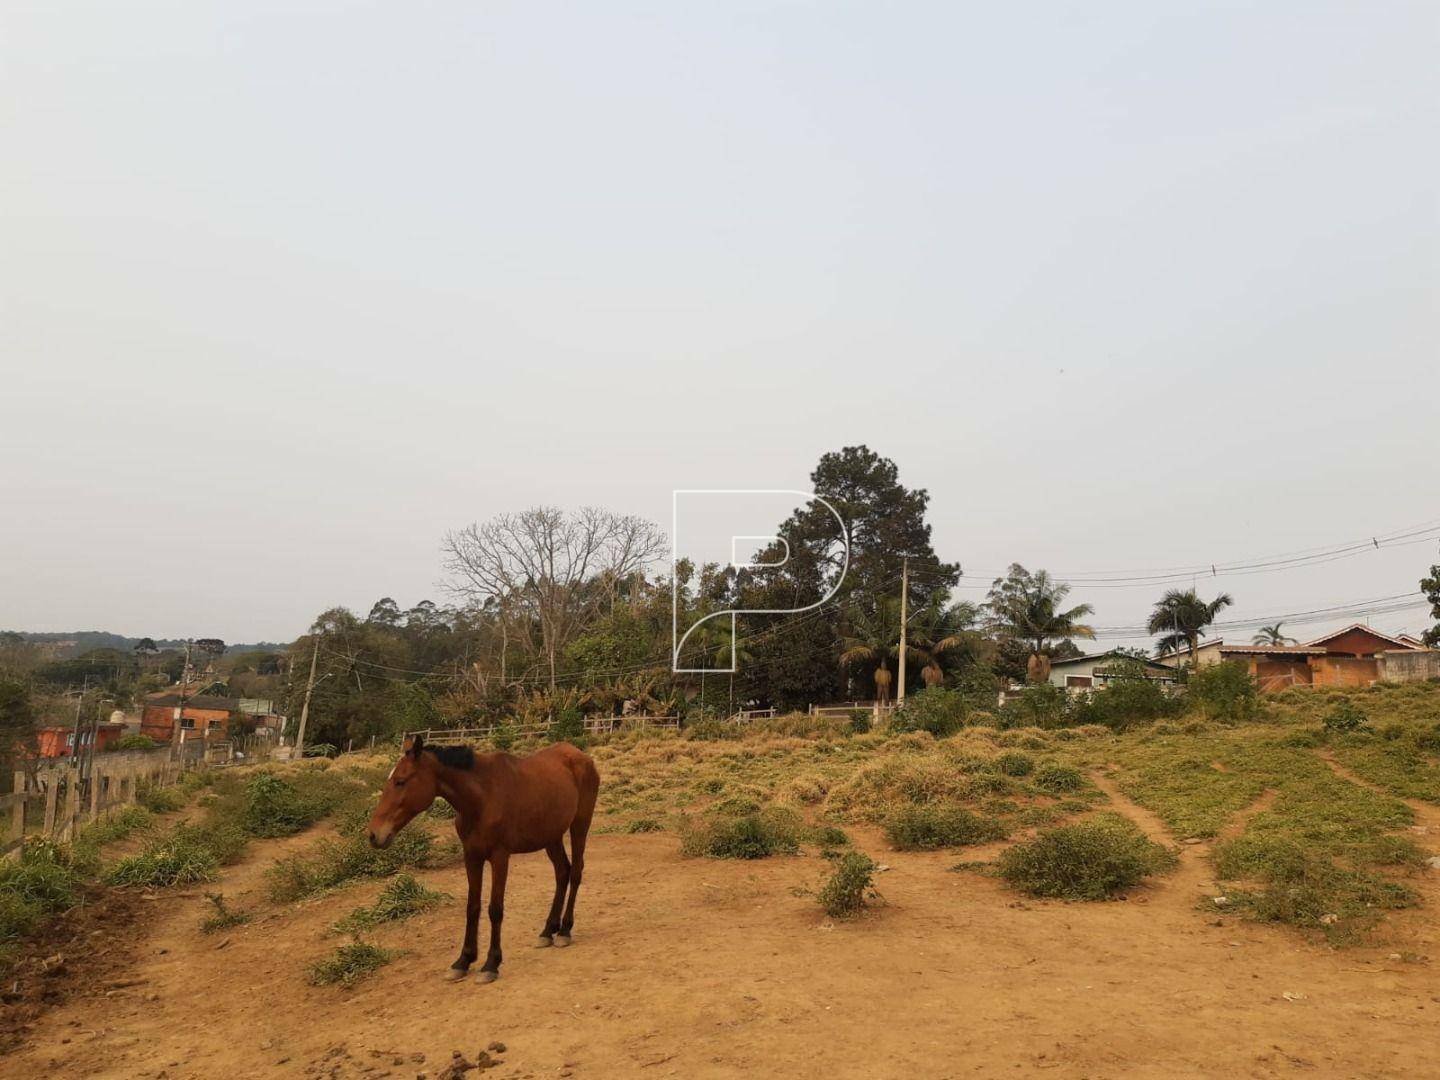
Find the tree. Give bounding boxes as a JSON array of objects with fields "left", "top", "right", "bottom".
[
  {"left": 0, "top": 676, "right": 36, "bottom": 763},
  {"left": 838, "top": 598, "right": 903, "bottom": 703},
  {"left": 194, "top": 638, "right": 227, "bottom": 659},
  {"left": 1148, "top": 589, "right": 1234, "bottom": 669},
  {"left": 1251, "top": 623, "right": 1295, "bottom": 646},
  {"left": 1422, "top": 565, "right": 1440, "bottom": 648},
  {"left": 906, "top": 599, "right": 984, "bottom": 689},
  {"left": 738, "top": 446, "right": 959, "bottom": 708},
  {"left": 442, "top": 506, "right": 667, "bottom": 690},
  {"left": 985, "top": 565, "right": 1095, "bottom": 683}
]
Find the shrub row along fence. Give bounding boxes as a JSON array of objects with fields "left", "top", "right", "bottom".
[{"left": 2, "top": 746, "right": 191, "bottom": 860}]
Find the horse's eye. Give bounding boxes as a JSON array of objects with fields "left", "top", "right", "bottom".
[{"left": 394, "top": 778, "right": 407, "bottom": 787}]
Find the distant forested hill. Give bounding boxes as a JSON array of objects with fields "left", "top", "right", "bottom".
[{"left": 1, "top": 630, "right": 288, "bottom": 657}]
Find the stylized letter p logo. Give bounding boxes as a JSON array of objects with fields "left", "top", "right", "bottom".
[{"left": 671, "top": 489, "right": 850, "bottom": 673}]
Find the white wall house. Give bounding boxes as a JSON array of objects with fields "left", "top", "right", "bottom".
[{"left": 1046, "top": 651, "right": 1179, "bottom": 692}]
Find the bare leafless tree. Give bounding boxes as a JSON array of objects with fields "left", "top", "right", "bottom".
[{"left": 442, "top": 506, "right": 667, "bottom": 690}]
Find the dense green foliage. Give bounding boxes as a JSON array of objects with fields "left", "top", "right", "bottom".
[
  {"left": 816, "top": 851, "right": 879, "bottom": 918},
  {"left": 997, "top": 814, "right": 1177, "bottom": 900},
  {"left": 884, "top": 805, "right": 1008, "bottom": 850}
]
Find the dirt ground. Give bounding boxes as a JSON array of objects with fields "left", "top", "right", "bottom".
[{"left": 4, "top": 788, "right": 1440, "bottom": 1080}]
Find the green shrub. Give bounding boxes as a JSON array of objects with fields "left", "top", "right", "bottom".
[
  {"left": 890, "top": 689, "right": 967, "bottom": 738},
  {"left": 1076, "top": 673, "right": 1181, "bottom": 731},
  {"left": 807, "top": 824, "right": 852, "bottom": 848},
  {"left": 113, "top": 734, "right": 157, "bottom": 751},
  {"left": 331, "top": 873, "right": 447, "bottom": 933},
  {"left": 997, "top": 813, "right": 1177, "bottom": 899},
  {"left": 266, "top": 827, "right": 452, "bottom": 902},
  {"left": 1033, "top": 764, "right": 1084, "bottom": 794},
  {"left": 1323, "top": 699, "right": 1368, "bottom": 733},
  {"left": 242, "top": 774, "right": 322, "bottom": 837},
  {"left": 625, "top": 818, "right": 663, "bottom": 834},
  {"left": 993, "top": 751, "right": 1034, "bottom": 777},
  {"left": 1188, "top": 662, "right": 1258, "bottom": 722},
  {"left": 105, "top": 823, "right": 246, "bottom": 888},
  {"left": 0, "top": 840, "right": 87, "bottom": 959},
  {"left": 884, "top": 805, "right": 1007, "bottom": 850},
  {"left": 136, "top": 782, "right": 184, "bottom": 814},
  {"left": 998, "top": 684, "right": 1072, "bottom": 729},
  {"left": 679, "top": 809, "right": 800, "bottom": 859},
  {"left": 491, "top": 722, "right": 518, "bottom": 751},
  {"left": 816, "top": 851, "right": 879, "bottom": 918},
  {"left": 75, "top": 805, "right": 154, "bottom": 850},
  {"left": 548, "top": 710, "right": 586, "bottom": 745},
  {"left": 308, "top": 940, "right": 398, "bottom": 987}
]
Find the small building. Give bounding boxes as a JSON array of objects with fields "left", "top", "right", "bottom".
[
  {"left": 1047, "top": 651, "right": 1179, "bottom": 692},
  {"left": 36, "top": 721, "right": 127, "bottom": 758},
  {"left": 140, "top": 693, "right": 237, "bottom": 742},
  {"left": 1155, "top": 640, "right": 1227, "bottom": 670},
  {"left": 1220, "top": 624, "right": 1430, "bottom": 692}
]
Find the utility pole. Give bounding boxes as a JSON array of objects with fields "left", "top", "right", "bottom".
[
  {"left": 897, "top": 556, "right": 910, "bottom": 708},
  {"left": 293, "top": 639, "right": 320, "bottom": 759},
  {"left": 170, "top": 641, "right": 192, "bottom": 759}
]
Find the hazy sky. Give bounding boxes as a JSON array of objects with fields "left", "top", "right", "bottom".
[{"left": 2, "top": 2, "right": 1436, "bottom": 650}]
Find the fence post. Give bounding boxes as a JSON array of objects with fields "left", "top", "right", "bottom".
[
  {"left": 64, "top": 772, "right": 81, "bottom": 840},
  {"left": 42, "top": 773, "right": 59, "bottom": 836},
  {"left": 10, "top": 770, "right": 25, "bottom": 851},
  {"left": 91, "top": 762, "right": 103, "bottom": 819}
]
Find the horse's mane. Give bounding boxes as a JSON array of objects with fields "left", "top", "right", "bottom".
[{"left": 424, "top": 744, "right": 476, "bottom": 770}]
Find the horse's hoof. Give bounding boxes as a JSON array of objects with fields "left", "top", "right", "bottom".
[
  {"left": 553, "top": 935, "right": 572, "bottom": 949},
  {"left": 535, "top": 935, "right": 553, "bottom": 948},
  {"left": 443, "top": 967, "right": 467, "bottom": 982},
  {"left": 475, "top": 970, "right": 499, "bottom": 984}
]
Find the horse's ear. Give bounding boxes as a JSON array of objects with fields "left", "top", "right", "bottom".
[{"left": 409, "top": 733, "right": 424, "bottom": 759}]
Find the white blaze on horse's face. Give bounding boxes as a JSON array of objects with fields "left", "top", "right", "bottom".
[{"left": 367, "top": 745, "right": 433, "bottom": 849}]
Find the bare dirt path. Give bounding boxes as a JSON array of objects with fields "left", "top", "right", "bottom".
[{"left": 6, "top": 820, "right": 1440, "bottom": 1080}]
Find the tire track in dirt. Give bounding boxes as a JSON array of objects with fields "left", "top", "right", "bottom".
[
  {"left": 1313, "top": 749, "right": 1440, "bottom": 862},
  {"left": 1090, "top": 767, "right": 1276, "bottom": 903}
]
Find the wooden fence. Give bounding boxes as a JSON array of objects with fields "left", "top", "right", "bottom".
[
  {"left": 2, "top": 748, "right": 189, "bottom": 860},
  {"left": 408, "top": 715, "right": 683, "bottom": 747}
]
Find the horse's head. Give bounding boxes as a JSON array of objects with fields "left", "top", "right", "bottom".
[{"left": 367, "top": 734, "right": 438, "bottom": 849}]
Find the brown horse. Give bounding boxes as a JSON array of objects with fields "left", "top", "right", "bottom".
[{"left": 367, "top": 734, "right": 599, "bottom": 984}]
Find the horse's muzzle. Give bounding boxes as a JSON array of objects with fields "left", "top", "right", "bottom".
[{"left": 368, "top": 829, "right": 393, "bottom": 850}]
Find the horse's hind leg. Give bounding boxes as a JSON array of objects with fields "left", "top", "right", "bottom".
[
  {"left": 556, "top": 813, "right": 591, "bottom": 946},
  {"left": 537, "top": 840, "right": 570, "bottom": 947}
]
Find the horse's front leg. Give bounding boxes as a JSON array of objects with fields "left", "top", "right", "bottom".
[
  {"left": 476, "top": 849, "right": 509, "bottom": 984},
  {"left": 447, "top": 848, "right": 485, "bottom": 981}
]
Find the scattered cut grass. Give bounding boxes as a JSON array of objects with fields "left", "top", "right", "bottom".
[
  {"left": 200, "top": 892, "right": 252, "bottom": 934},
  {"left": 308, "top": 940, "right": 398, "bottom": 987},
  {"left": 997, "top": 813, "right": 1177, "bottom": 900},
  {"left": 104, "top": 823, "right": 247, "bottom": 888},
  {"left": 331, "top": 873, "right": 448, "bottom": 934},
  {"left": 267, "top": 825, "right": 457, "bottom": 902}
]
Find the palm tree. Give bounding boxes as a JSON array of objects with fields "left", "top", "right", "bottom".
[
  {"left": 838, "top": 599, "right": 903, "bottom": 703},
  {"left": 986, "top": 565, "right": 1096, "bottom": 683},
  {"left": 1252, "top": 622, "right": 1295, "bottom": 646},
  {"left": 1148, "top": 589, "right": 1234, "bottom": 669},
  {"left": 906, "top": 600, "right": 984, "bottom": 689}
]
